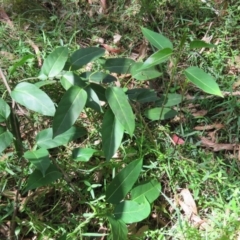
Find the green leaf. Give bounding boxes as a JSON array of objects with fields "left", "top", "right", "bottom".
[
  {"left": 106, "top": 87, "right": 135, "bottom": 136},
  {"left": 155, "top": 93, "right": 182, "bottom": 107},
  {"left": 190, "top": 40, "right": 216, "bottom": 49},
  {"left": 9, "top": 54, "right": 34, "bottom": 76},
  {"left": 144, "top": 107, "right": 177, "bottom": 120},
  {"left": 127, "top": 89, "right": 158, "bottom": 103},
  {"left": 106, "top": 158, "right": 142, "bottom": 204},
  {"left": 36, "top": 126, "right": 87, "bottom": 149},
  {"left": 34, "top": 80, "right": 56, "bottom": 88},
  {"left": 104, "top": 58, "right": 135, "bottom": 74},
  {"left": 102, "top": 109, "right": 124, "bottom": 161},
  {"left": 89, "top": 83, "right": 106, "bottom": 102},
  {"left": 53, "top": 86, "right": 87, "bottom": 137},
  {"left": 137, "top": 90, "right": 159, "bottom": 103},
  {"left": 113, "top": 199, "right": 151, "bottom": 224},
  {"left": 0, "top": 98, "right": 10, "bottom": 122},
  {"left": 85, "top": 86, "right": 102, "bottom": 113},
  {"left": 11, "top": 82, "right": 55, "bottom": 116},
  {"left": 69, "top": 47, "right": 105, "bottom": 70},
  {"left": 24, "top": 148, "right": 50, "bottom": 177},
  {"left": 108, "top": 216, "right": 128, "bottom": 240},
  {"left": 140, "top": 48, "right": 172, "bottom": 70},
  {"left": 184, "top": 66, "right": 223, "bottom": 97},
  {"left": 131, "top": 179, "right": 161, "bottom": 204},
  {"left": 141, "top": 27, "right": 173, "bottom": 50},
  {"left": 0, "top": 127, "right": 13, "bottom": 153},
  {"left": 23, "top": 164, "right": 62, "bottom": 193},
  {"left": 60, "top": 71, "right": 87, "bottom": 90},
  {"left": 72, "top": 148, "right": 96, "bottom": 162},
  {"left": 39, "top": 47, "right": 68, "bottom": 80},
  {"left": 80, "top": 71, "right": 116, "bottom": 83},
  {"left": 81, "top": 233, "right": 108, "bottom": 237},
  {"left": 130, "top": 62, "right": 162, "bottom": 81}
]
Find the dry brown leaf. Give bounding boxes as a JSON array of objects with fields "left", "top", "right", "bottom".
[
  {"left": 233, "top": 79, "right": 240, "bottom": 89},
  {"left": 100, "top": 0, "right": 107, "bottom": 13},
  {"left": 0, "top": 7, "right": 13, "bottom": 27},
  {"left": 191, "top": 110, "right": 208, "bottom": 117},
  {"left": 194, "top": 123, "right": 224, "bottom": 131},
  {"left": 0, "top": 51, "right": 15, "bottom": 61},
  {"left": 179, "top": 189, "right": 198, "bottom": 215},
  {"left": 190, "top": 214, "right": 209, "bottom": 230},
  {"left": 93, "top": 36, "right": 104, "bottom": 44},
  {"left": 101, "top": 44, "right": 122, "bottom": 54},
  {"left": 135, "top": 225, "right": 149, "bottom": 237},
  {"left": 178, "top": 189, "right": 209, "bottom": 230},
  {"left": 200, "top": 136, "right": 235, "bottom": 151},
  {"left": 113, "top": 34, "right": 122, "bottom": 45},
  {"left": 208, "top": 130, "right": 217, "bottom": 143},
  {"left": 137, "top": 42, "right": 147, "bottom": 60},
  {"left": 26, "top": 38, "right": 42, "bottom": 67}
]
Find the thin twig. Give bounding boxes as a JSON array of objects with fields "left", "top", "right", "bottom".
[
  {"left": 9, "top": 183, "right": 21, "bottom": 240},
  {"left": 186, "top": 91, "right": 240, "bottom": 100},
  {"left": 0, "top": 67, "right": 27, "bottom": 115},
  {"left": 0, "top": 68, "right": 12, "bottom": 94},
  {"left": 131, "top": 103, "right": 157, "bottom": 147},
  {"left": 150, "top": 14, "right": 162, "bottom": 33},
  {"left": 51, "top": 158, "right": 82, "bottom": 199}
]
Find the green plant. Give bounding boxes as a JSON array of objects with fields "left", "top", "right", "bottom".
[{"left": 0, "top": 27, "right": 223, "bottom": 239}]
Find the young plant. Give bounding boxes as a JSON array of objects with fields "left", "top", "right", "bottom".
[{"left": 0, "top": 27, "right": 222, "bottom": 239}]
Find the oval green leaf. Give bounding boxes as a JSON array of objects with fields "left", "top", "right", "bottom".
[
  {"left": 11, "top": 82, "right": 56, "bottom": 116},
  {"left": 140, "top": 48, "right": 172, "bottom": 70},
  {"left": 72, "top": 148, "right": 96, "bottom": 162},
  {"left": 106, "top": 158, "right": 142, "bottom": 204},
  {"left": 104, "top": 58, "right": 135, "bottom": 74},
  {"left": 53, "top": 86, "right": 87, "bottom": 137},
  {"left": 144, "top": 107, "right": 177, "bottom": 120},
  {"left": 108, "top": 216, "right": 128, "bottom": 240},
  {"left": 85, "top": 86, "right": 102, "bottom": 113},
  {"left": 102, "top": 109, "right": 124, "bottom": 161},
  {"left": 113, "top": 199, "right": 151, "bottom": 224},
  {"left": 130, "top": 62, "right": 162, "bottom": 81},
  {"left": 34, "top": 80, "right": 56, "bottom": 88},
  {"left": 80, "top": 71, "right": 116, "bottom": 83},
  {"left": 106, "top": 87, "right": 135, "bottom": 136},
  {"left": 89, "top": 83, "right": 106, "bottom": 102},
  {"left": 155, "top": 93, "right": 182, "bottom": 107},
  {"left": 127, "top": 88, "right": 158, "bottom": 103},
  {"left": 0, "top": 127, "right": 13, "bottom": 153},
  {"left": 23, "top": 164, "right": 62, "bottom": 194},
  {"left": 0, "top": 98, "right": 10, "bottom": 122},
  {"left": 141, "top": 27, "right": 173, "bottom": 50},
  {"left": 131, "top": 179, "right": 161, "bottom": 204},
  {"left": 36, "top": 126, "right": 87, "bottom": 149},
  {"left": 137, "top": 90, "right": 159, "bottom": 103},
  {"left": 39, "top": 47, "right": 68, "bottom": 80},
  {"left": 184, "top": 66, "right": 223, "bottom": 97},
  {"left": 69, "top": 47, "right": 105, "bottom": 70},
  {"left": 60, "top": 71, "right": 87, "bottom": 90},
  {"left": 24, "top": 148, "right": 50, "bottom": 177}
]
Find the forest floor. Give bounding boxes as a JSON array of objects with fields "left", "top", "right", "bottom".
[{"left": 1, "top": 0, "right": 240, "bottom": 239}]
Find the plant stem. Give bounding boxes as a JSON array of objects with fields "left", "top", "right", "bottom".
[{"left": 0, "top": 67, "right": 24, "bottom": 239}]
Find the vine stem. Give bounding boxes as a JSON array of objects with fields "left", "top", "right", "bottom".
[
  {"left": 0, "top": 67, "right": 23, "bottom": 240},
  {"left": 131, "top": 103, "right": 157, "bottom": 148}
]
